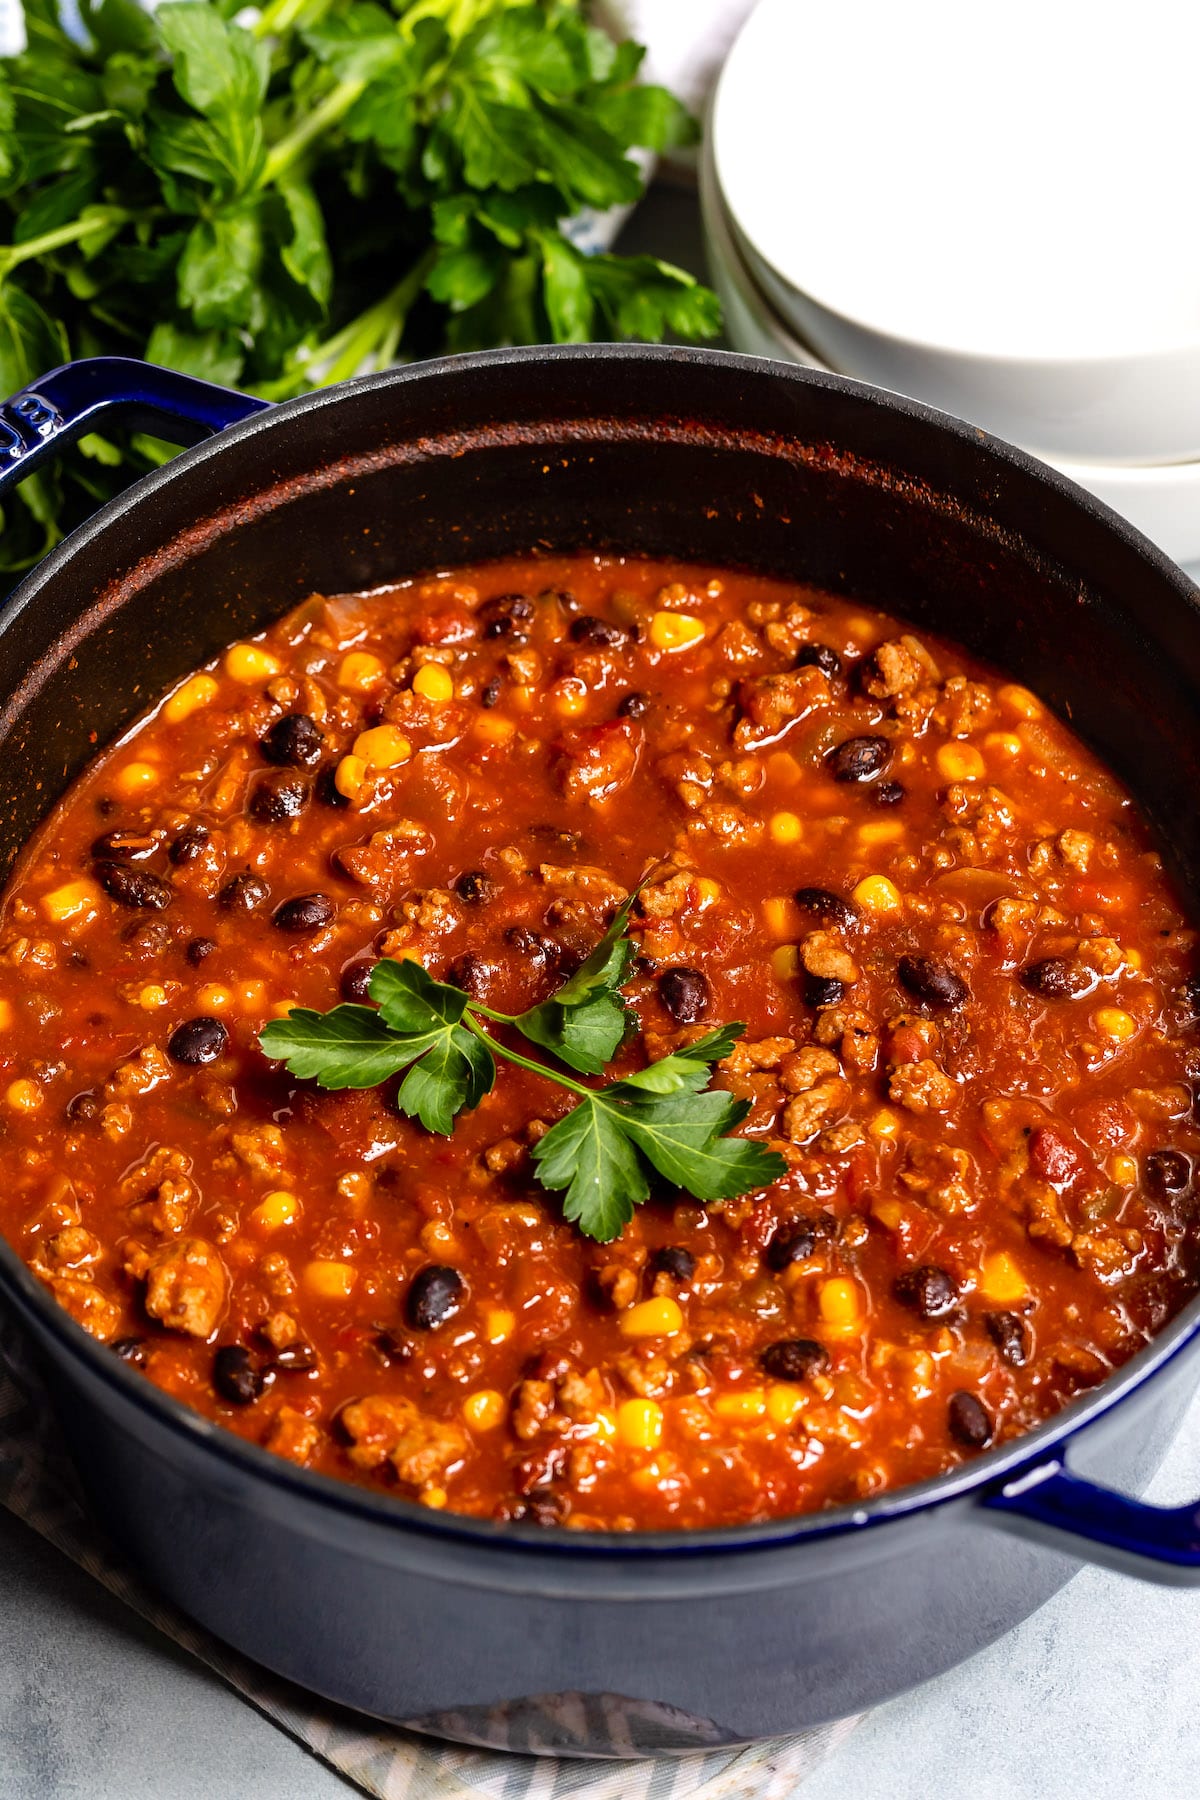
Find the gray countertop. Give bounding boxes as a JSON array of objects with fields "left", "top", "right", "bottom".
[{"left": 3, "top": 187, "right": 1199, "bottom": 1800}]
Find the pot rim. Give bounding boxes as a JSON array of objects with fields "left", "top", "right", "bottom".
[{"left": 2, "top": 340, "right": 1199, "bottom": 1564}]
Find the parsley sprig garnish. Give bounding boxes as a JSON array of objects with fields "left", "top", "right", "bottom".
[{"left": 258, "top": 898, "right": 785, "bottom": 1241}]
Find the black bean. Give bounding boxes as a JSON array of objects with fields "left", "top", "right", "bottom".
[
  {"left": 1144, "top": 1149, "right": 1191, "bottom": 1196},
  {"left": 528, "top": 824, "right": 584, "bottom": 853},
  {"left": 618, "top": 691, "right": 649, "bottom": 719},
  {"left": 985, "top": 1311, "right": 1029, "bottom": 1367},
  {"left": 873, "top": 780, "right": 906, "bottom": 807},
  {"left": 91, "top": 829, "right": 158, "bottom": 862},
  {"left": 480, "top": 677, "right": 502, "bottom": 708},
  {"left": 898, "top": 954, "right": 969, "bottom": 1011},
  {"left": 803, "top": 973, "right": 845, "bottom": 1008},
  {"left": 895, "top": 1263, "right": 958, "bottom": 1319},
  {"left": 570, "top": 614, "right": 625, "bottom": 647},
  {"left": 1020, "top": 957, "right": 1095, "bottom": 999},
  {"left": 169, "top": 824, "right": 210, "bottom": 866},
  {"left": 828, "top": 735, "right": 892, "bottom": 783},
  {"left": 110, "top": 1337, "right": 147, "bottom": 1367},
  {"left": 505, "top": 925, "right": 559, "bottom": 970},
  {"left": 479, "top": 592, "right": 534, "bottom": 640},
  {"left": 273, "top": 892, "right": 335, "bottom": 934},
  {"left": 659, "top": 966, "right": 709, "bottom": 1024},
  {"left": 794, "top": 887, "right": 859, "bottom": 927},
  {"left": 340, "top": 959, "right": 376, "bottom": 1003},
  {"left": 374, "top": 1329, "right": 414, "bottom": 1365},
  {"left": 446, "top": 954, "right": 489, "bottom": 998},
  {"left": 95, "top": 861, "right": 172, "bottom": 911},
  {"left": 766, "top": 1225, "right": 816, "bottom": 1271},
  {"left": 315, "top": 765, "right": 350, "bottom": 809},
  {"left": 454, "top": 869, "right": 494, "bottom": 904},
  {"left": 271, "top": 1341, "right": 318, "bottom": 1373},
  {"left": 249, "top": 771, "right": 309, "bottom": 823},
  {"left": 760, "top": 1337, "right": 830, "bottom": 1382},
  {"left": 260, "top": 712, "right": 324, "bottom": 769},
  {"left": 948, "top": 1390, "right": 993, "bottom": 1448},
  {"left": 186, "top": 936, "right": 217, "bottom": 967},
  {"left": 167, "top": 1016, "right": 228, "bottom": 1066},
  {"left": 213, "top": 1345, "right": 270, "bottom": 1406},
  {"left": 649, "top": 1245, "right": 696, "bottom": 1282},
  {"left": 517, "top": 1487, "right": 567, "bottom": 1526},
  {"left": 219, "top": 872, "right": 270, "bottom": 912},
  {"left": 66, "top": 1090, "right": 100, "bottom": 1123},
  {"left": 405, "top": 1265, "right": 466, "bottom": 1330},
  {"left": 795, "top": 643, "right": 842, "bottom": 679}
]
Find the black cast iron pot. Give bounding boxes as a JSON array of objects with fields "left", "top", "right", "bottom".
[{"left": 0, "top": 346, "right": 1198, "bottom": 1758}]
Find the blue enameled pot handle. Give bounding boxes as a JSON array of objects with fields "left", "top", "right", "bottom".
[
  {"left": 0, "top": 355, "right": 269, "bottom": 493},
  {"left": 986, "top": 1458, "right": 1200, "bottom": 1586}
]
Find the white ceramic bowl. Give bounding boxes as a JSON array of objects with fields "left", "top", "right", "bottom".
[
  {"left": 711, "top": 0, "right": 1200, "bottom": 466},
  {"left": 699, "top": 130, "right": 1200, "bottom": 570}
]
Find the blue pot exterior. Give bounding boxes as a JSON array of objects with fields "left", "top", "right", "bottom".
[{"left": 0, "top": 346, "right": 1199, "bottom": 1751}]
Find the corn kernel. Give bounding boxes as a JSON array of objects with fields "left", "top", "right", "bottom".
[
  {"left": 163, "top": 672, "right": 219, "bottom": 724},
  {"left": 977, "top": 1251, "right": 1028, "bottom": 1305},
  {"left": 857, "top": 819, "right": 904, "bottom": 845},
  {"left": 762, "top": 895, "right": 799, "bottom": 939},
  {"left": 419, "top": 1220, "right": 459, "bottom": 1257},
  {"left": 473, "top": 712, "right": 516, "bottom": 744},
  {"left": 868, "top": 1108, "right": 900, "bottom": 1142},
  {"left": 41, "top": 879, "right": 101, "bottom": 926},
  {"left": 766, "top": 751, "right": 801, "bottom": 786},
  {"left": 694, "top": 877, "right": 721, "bottom": 909},
  {"left": 510, "top": 685, "right": 536, "bottom": 713},
  {"left": 619, "top": 1296, "right": 684, "bottom": 1338},
  {"left": 649, "top": 610, "right": 705, "bottom": 652},
  {"left": 592, "top": 1406, "right": 617, "bottom": 1441},
  {"left": 1094, "top": 1006, "right": 1137, "bottom": 1042},
  {"left": 236, "top": 979, "right": 267, "bottom": 1010},
  {"left": 196, "top": 983, "right": 233, "bottom": 1012},
  {"left": 412, "top": 661, "right": 454, "bottom": 703},
  {"left": 766, "top": 1384, "right": 808, "bottom": 1427},
  {"left": 616, "top": 1397, "right": 663, "bottom": 1449},
  {"left": 421, "top": 1486, "right": 448, "bottom": 1509},
  {"left": 5, "top": 1077, "right": 41, "bottom": 1112},
  {"left": 462, "top": 1389, "right": 506, "bottom": 1431},
  {"left": 551, "top": 676, "right": 588, "bottom": 718},
  {"left": 818, "top": 1277, "right": 862, "bottom": 1329},
  {"left": 851, "top": 874, "right": 903, "bottom": 917},
  {"left": 485, "top": 1308, "right": 515, "bottom": 1344},
  {"left": 713, "top": 1388, "right": 767, "bottom": 1422},
  {"left": 113, "top": 760, "right": 158, "bottom": 797},
  {"left": 353, "top": 725, "right": 412, "bottom": 770},
  {"left": 336, "top": 651, "right": 387, "bottom": 692},
  {"left": 0, "top": 1000, "right": 12, "bottom": 1030},
  {"left": 998, "top": 683, "right": 1042, "bottom": 720},
  {"left": 1111, "top": 1154, "right": 1139, "bottom": 1186},
  {"left": 871, "top": 1195, "right": 904, "bottom": 1230},
  {"left": 936, "top": 742, "right": 986, "bottom": 782},
  {"left": 137, "top": 984, "right": 168, "bottom": 1009},
  {"left": 768, "top": 810, "right": 803, "bottom": 846},
  {"left": 334, "top": 754, "right": 368, "bottom": 800},
  {"left": 844, "top": 614, "right": 877, "bottom": 644},
  {"left": 772, "top": 944, "right": 799, "bottom": 980},
  {"left": 984, "top": 730, "right": 1024, "bottom": 758},
  {"left": 225, "top": 642, "right": 281, "bottom": 684},
  {"left": 303, "top": 1259, "right": 356, "bottom": 1299},
  {"left": 270, "top": 1000, "right": 298, "bottom": 1019},
  {"left": 251, "top": 1190, "right": 300, "bottom": 1230},
  {"left": 1124, "top": 948, "right": 1143, "bottom": 971}
]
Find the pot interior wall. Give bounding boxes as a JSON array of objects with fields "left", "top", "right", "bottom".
[{"left": 2, "top": 351, "right": 1199, "bottom": 906}]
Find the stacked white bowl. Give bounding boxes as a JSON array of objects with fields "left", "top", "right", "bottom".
[{"left": 705, "top": 0, "right": 1200, "bottom": 566}]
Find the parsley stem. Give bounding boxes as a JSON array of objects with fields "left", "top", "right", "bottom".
[
  {"left": 0, "top": 208, "right": 133, "bottom": 273},
  {"left": 262, "top": 77, "right": 368, "bottom": 185},
  {"left": 461, "top": 1013, "right": 593, "bottom": 1099}
]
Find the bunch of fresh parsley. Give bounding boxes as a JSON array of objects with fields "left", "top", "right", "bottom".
[
  {"left": 259, "top": 899, "right": 785, "bottom": 1242},
  {"left": 0, "top": 0, "right": 720, "bottom": 572}
]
